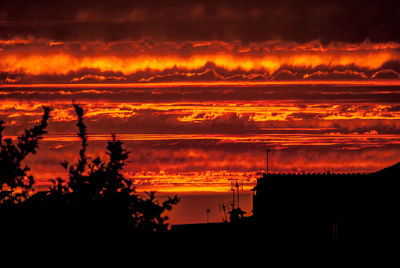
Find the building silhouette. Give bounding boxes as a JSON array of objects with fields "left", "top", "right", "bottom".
[
  {"left": 251, "top": 161, "right": 400, "bottom": 257},
  {"left": 171, "top": 162, "right": 400, "bottom": 261}
]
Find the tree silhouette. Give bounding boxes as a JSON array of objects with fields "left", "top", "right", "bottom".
[
  {"left": 1, "top": 104, "right": 178, "bottom": 238},
  {"left": 0, "top": 106, "right": 50, "bottom": 204},
  {"left": 49, "top": 104, "right": 179, "bottom": 233}
]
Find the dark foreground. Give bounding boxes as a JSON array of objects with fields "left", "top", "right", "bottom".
[
  {"left": 2, "top": 164, "right": 400, "bottom": 264},
  {"left": 1, "top": 218, "right": 393, "bottom": 265}
]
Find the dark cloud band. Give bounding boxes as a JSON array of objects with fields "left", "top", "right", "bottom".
[{"left": 1, "top": 0, "right": 400, "bottom": 43}]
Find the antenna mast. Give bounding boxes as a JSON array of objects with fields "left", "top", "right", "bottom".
[
  {"left": 230, "top": 179, "right": 235, "bottom": 209},
  {"left": 219, "top": 203, "right": 228, "bottom": 222},
  {"left": 236, "top": 179, "right": 240, "bottom": 209}
]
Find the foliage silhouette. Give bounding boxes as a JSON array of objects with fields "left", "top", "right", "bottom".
[
  {"left": 0, "top": 105, "right": 179, "bottom": 238},
  {"left": 0, "top": 106, "right": 50, "bottom": 204}
]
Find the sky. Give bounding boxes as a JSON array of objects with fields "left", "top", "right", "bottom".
[{"left": 1, "top": 0, "right": 400, "bottom": 223}]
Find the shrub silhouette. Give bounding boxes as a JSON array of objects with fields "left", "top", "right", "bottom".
[
  {"left": 0, "top": 106, "right": 50, "bottom": 204},
  {"left": 0, "top": 105, "right": 179, "bottom": 237},
  {"left": 49, "top": 104, "right": 180, "bottom": 233}
]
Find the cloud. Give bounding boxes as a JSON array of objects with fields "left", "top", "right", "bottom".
[
  {"left": 70, "top": 74, "right": 127, "bottom": 82},
  {"left": 2, "top": 96, "right": 400, "bottom": 137},
  {"left": 303, "top": 70, "right": 368, "bottom": 80},
  {"left": 1, "top": 0, "right": 399, "bottom": 43},
  {"left": 0, "top": 74, "right": 21, "bottom": 83},
  {"left": 1, "top": 38, "right": 400, "bottom": 84},
  {"left": 270, "top": 69, "right": 303, "bottom": 81},
  {"left": 371, "top": 69, "right": 400, "bottom": 79},
  {"left": 24, "top": 137, "right": 400, "bottom": 185},
  {"left": 1, "top": 42, "right": 400, "bottom": 83},
  {"left": 139, "top": 69, "right": 225, "bottom": 83}
]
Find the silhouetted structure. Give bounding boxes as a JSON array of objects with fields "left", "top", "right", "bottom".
[
  {"left": 171, "top": 164, "right": 400, "bottom": 263},
  {"left": 252, "top": 166, "right": 400, "bottom": 258}
]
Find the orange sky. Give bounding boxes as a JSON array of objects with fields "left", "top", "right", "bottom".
[
  {"left": 1, "top": 47, "right": 397, "bottom": 74},
  {"left": 1, "top": 40, "right": 400, "bottom": 84},
  {"left": 2, "top": 0, "right": 400, "bottom": 223},
  {"left": 1, "top": 83, "right": 400, "bottom": 195}
]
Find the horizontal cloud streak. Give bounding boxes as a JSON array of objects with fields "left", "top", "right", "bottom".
[
  {"left": 21, "top": 139, "right": 400, "bottom": 192},
  {"left": 1, "top": 84, "right": 399, "bottom": 192},
  {"left": 1, "top": 40, "right": 400, "bottom": 84},
  {"left": 1, "top": 0, "right": 400, "bottom": 43}
]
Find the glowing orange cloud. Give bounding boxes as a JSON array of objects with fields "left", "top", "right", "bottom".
[
  {"left": 2, "top": 100, "right": 400, "bottom": 127},
  {"left": 2, "top": 40, "right": 400, "bottom": 84},
  {"left": 1, "top": 82, "right": 400, "bottom": 194},
  {"left": 1, "top": 50, "right": 398, "bottom": 76},
  {"left": 22, "top": 136, "right": 400, "bottom": 193}
]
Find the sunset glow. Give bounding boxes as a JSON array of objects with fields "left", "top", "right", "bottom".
[
  {"left": 1, "top": 40, "right": 400, "bottom": 83},
  {"left": 1, "top": 83, "right": 400, "bottom": 196},
  {"left": 1, "top": 0, "right": 400, "bottom": 224}
]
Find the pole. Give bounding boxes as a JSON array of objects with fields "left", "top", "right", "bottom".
[
  {"left": 236, "top": 179, "right": 240, "bottom": 208},
  {"left": 231, "top": 179, "right": 235, "bottom": 209},
  {"left": 266, "top": 148, "right": 271, "bottom": 174}
]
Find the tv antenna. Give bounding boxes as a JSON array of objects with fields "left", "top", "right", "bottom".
[
  {"left": 229, "top": 178, "right": 244, "bottom": 209},
  {"left": 230, "top": 179, "right": 236, "bottom": 209},
  {"left": 218, "top": 203, "right": 228, "bottom": 222},
  {"left": 227, "top": 179, "right": 246, "bottom": 223}
]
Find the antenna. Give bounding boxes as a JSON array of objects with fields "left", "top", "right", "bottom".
[
  {"left": 219, "top": 202, "right": 228, "bottom": 222},
  {"left": 230, "top": 179, "right": 235, "bottom": 209},
  {"left": 236, "top": 179, "right": 240, "bottom": 209}
]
